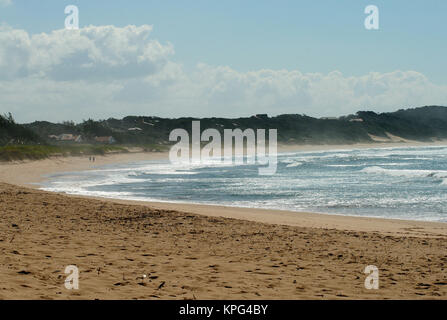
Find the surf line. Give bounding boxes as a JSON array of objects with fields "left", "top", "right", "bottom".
[{"left": 169, "top": 120, "right": 277, "bottom": 175}]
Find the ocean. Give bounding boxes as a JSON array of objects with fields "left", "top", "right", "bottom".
[{"left": 40, "top": 145, "right": 447, "bottom": 222}]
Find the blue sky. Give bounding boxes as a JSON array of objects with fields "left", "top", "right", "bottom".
[
  {"left": 0, "top": 0, "right": 446, "bottom": 122},
  {"left": 4, "top": 0, "right": 446, "bottom": 81}
]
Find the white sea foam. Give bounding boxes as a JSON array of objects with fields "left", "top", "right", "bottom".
[
  {"left": 286, "top": 162, "right": 302, "bottom": 168},
  {"left": 40, "top": 145, "right": 447, "bottom": 222},
  {"left": 326, "top": 164, "right": 362, "bottom": 167},
  {"left": 361, "top": 166, "right": 447, "bottom": 181}
]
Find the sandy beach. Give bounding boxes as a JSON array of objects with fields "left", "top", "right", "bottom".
[{"left": 1, "top": 142, "right": 447, "bottom": 299}]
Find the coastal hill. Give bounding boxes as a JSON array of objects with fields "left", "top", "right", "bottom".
[
  {"left": 1, "top": 105, "right": 447, "bottom": 160},
  {"left": 22, "top": 105, "right": 447, "bottom": 144}
]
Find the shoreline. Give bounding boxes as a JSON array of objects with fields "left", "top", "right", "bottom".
[
  {"left": 0, "top": 151, "right": 168, "bottom": 187},
  {"left": 3, "top": 139, "right": 447, "bottom": 187},
  {"left": 1, "top": 141, "right": 447, "bottom": 238},
  {"left": 2, "top": 182, "right": 446, "bottom": 299},
  {"left": 60, "top": 195, "right": 447, "bottom": 238},
  {"left": 1, "top": 141, "right": 447, "bottom": 299}
]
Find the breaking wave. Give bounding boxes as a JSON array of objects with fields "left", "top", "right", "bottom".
[{"left": 40, "top": 145, "right": 447, "bottom": 222}]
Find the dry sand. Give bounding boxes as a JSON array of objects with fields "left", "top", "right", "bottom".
[{"left": 0, "top": 143, "right": 447, "bottom": 299}]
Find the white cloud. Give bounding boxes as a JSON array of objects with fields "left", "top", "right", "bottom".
[
  {"left": 0, "top": 0, "right": 12, "bottom": 7},
  {"left": 0, "top": 25, "right": 446, "bottom": 122},
  {"left": 0, "top": 25, "right": 174, "bottom": 80},
  {"left": 117, "top": 64, "right": 447, "bottom": 118}
]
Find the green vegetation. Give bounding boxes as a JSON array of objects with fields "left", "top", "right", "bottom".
[
  {"left": 1, "top": 105, "right": 447, "bottom": 162},
  {"left": 0, "top": 113, "right": 42, "bottom": 145}
]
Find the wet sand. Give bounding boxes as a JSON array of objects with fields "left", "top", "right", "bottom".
[
  {"left": 0, "top": 183, "right": 446, "bottom": 299},
  {"left": 0, "top": 143, "right": 446, "bottom": 299}
]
